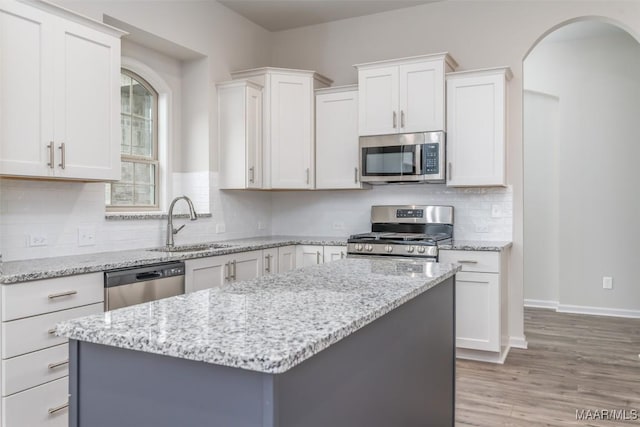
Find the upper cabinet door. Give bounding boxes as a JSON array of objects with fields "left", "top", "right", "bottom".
[
  {"left": 358, "top": 66, "right": 399, "bottom": 136},
  {"left": 0, "top": 2, "right": 55, "bottom": 178},
  {"left": 245, "top": 85, "right": 263, "bottom": 189},
  {"left": 53, "top": 19, "right": 121, "bottom": 181},
  {"left": 446, "top": 68, "right": 510, "bottom": 187},
  {"left": 315, "top": 88, "right": 363, "bottom": 189},
  {"left": 270, "top": 73, "right": 313, "bottom": 189},
  {"left": 399, "top": 61, "right": 445, "bottom": 133}
]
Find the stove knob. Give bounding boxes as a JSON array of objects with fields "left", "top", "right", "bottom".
[
  {"left": 406, "top": 246, "right": 415, "bottom": 253},
  {"left": 385, "top": 245, "right": 393, "bottom": 253},
  {"left": 417, "top": 246, "right": 426, "bottom": 254},
  {"left": 366, "top": 244, "right": 374, "bottom": 252},
  {"left": 355, "top": 243, "right": 363, "bottom": 251}
]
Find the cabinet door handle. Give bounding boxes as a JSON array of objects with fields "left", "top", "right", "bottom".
[
  {"left": 231, "top": 260, "right": 237, "bottom": 280},
  {"left": 58, "top": 142, "right": 66, "bottom": 169},
  {"left": 392, "top": 111, "right": 397, "bottom": 128},
  {"left": 249, "top": 166, "right": 255, "bottom": 184},
  {"left": 265, "top": 254, "right": 271, "bottom": 273},
  {"left": 354, "top": 167, "right": 358, "bottom": 184},
  {"left": 448, "top": 162, "right": 452, "bottom": 181},
  {"left": 457, "top": 260, "right": 479, "bottom": 264},
  {"left": 224, "top": 262, "right": 230, "bottom": 280},
  {"left": 48, "top": 359, "right": 69, "bottom": 370},
  {"left": 48, "top": 290, "right": 77, "bottom": 299},
  {"left": 316, "top": 251, "right": 321, "bottom": 264},
  {"left": 48, "top": 328, "right": 57, "bottom": 335},
  {"left": 47, "top": 142, "right": 55, "bottom": 168},
  {"left": 401, "top": 110, "right": 405, "bottom": 128},
  {"left": 306, "top": 168, "right": 310, "bottom": 185},
  {"left": 48, "top": 402, "right": 69, "bottom": 416},
  {"left": 341, "top": 251, "right": 345, "bottom": 259}
]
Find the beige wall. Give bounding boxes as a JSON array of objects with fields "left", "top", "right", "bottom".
[{"left": 270, "top": 1, "right": 640, "bottom": 342}]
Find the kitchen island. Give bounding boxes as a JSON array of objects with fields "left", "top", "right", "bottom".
[{"left": 57, "top": 258, "right": 460, "bottom": 427}]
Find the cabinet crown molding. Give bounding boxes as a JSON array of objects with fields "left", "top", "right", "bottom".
[
  {"left": 315, "top": 84, "right": 357, "bottom": 95},
  {"left": 216, "top": 79, "right": 264, "bottom": 90},
  {"left": 353, "top": 52, "right": 458, "bottom": 71},
  {"left": 231, "top": 67, "right": 333, "bottom": 86},
  {"left": 446, "top": 66, "right": 513, "bottom": 81}
]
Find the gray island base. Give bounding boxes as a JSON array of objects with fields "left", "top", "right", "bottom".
[{"left": 59, "top": 259, "right": 459, "bottom": 427}]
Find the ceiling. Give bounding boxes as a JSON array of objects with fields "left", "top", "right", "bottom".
[{"left": 218, "top": 0, "right": 439, "bottom": 32}]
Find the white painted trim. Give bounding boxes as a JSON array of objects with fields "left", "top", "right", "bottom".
[
  {"left": 524, "top": 299, "right": 559, "bottom": 309},
  {"left": 509, "top": 336, "right": 528, "bottom": 350},
  {"left": 557, "top": 304, "right": 640, "bottom": 319},
  {"left": 456, "top": 345, "right": 511, "bottom": 364},
  {"left": 524, "top": 299, "right": 640, "bottom": 319}
]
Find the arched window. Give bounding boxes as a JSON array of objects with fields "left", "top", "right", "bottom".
[{"left": 106, "top": 69, "right": 159, "bottom": 210}]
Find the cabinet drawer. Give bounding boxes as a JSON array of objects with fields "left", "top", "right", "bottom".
[
  {"left": 2, "top": 273, "right": 103, "bottom": 321},
  {"left": 439, "top": 250, "right": 499, "bottom": 273},
  {"left": 3, "top": 344, "right": 68, "bottom": 397},
  {"left": 2, "top": 303, "right": 103, "bottom": 359},
  {"left": 2, "top": 377, "right": 68, "bottom": 427}
]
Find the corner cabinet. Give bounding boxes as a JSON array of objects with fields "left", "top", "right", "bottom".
[
  {"left": 446, "top": 67, "right": 512, "bottom": 187},
  {"left": 230, "top": 67, "right": 332, "bottom": 189},
  {"left": 439, "top": 248, "right": 510, "bottom": 363},
  {"left": 355, "top": 53, "right": 458, "bottom": 136},
  {"left": 0, "top": 0, "right": 124, "bottom": 181},
  {"left": 315, "top": 86, "right": 367, "bottom": 190},
  {"left": 218, "top": 80, "right": 263, "bottom": 189}
]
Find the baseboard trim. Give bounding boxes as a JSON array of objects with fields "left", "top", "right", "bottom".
[
  {"left": 456, "top": 345, "right": 510, "bottom": 364},
  {"left": 524, "top": 299, "right": 640, "bottom": 319},
  {"left": 508, "top": 336, "right": 528, "bottom": 349},
  {"left": 524, "top": 299, "right": 559, "bottom": 309}
]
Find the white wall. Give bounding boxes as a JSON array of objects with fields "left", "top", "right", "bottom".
[
  {"left": 272, "top": 185, "right": 512, "bottom": 241},
  {"left": 269, "top": 0, "right": 640, "bottom": 339},
  {"left": 524, "top": 26, "right": 640, "bottom": 313}
]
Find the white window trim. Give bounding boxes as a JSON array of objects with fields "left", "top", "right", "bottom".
[{"left": 119, "top": 56, "right": 173, "bottom": 213}]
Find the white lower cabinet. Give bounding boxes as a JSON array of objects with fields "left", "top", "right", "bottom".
[
  {"left": 185, "top": 250, "right": 263, "bottom": 293},
  {"left": 263, "top": 248, "right": 278, "bottom": 275},
  {"left": 2, "top": 377, "right": 68, "bottom": 427},
  {"left": 439, "top": 249, "right": 509, "bottom": 363},
  {"left": 277, "top": 246, "right": 296, "bottom": 274},
  {"left": 295, "top": 245, "right": 347, "bottom": 268},
  {"left": 1, "top": 273, "right": 104, "bottom": 427}
]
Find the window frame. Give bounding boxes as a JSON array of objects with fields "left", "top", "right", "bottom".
[{"left": 107, "top": 69, "right": 160, "bottom": 212}]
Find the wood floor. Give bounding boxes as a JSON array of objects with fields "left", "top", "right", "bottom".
[{"left": 456, "top": 308, "right": 640, "bottom": 426}]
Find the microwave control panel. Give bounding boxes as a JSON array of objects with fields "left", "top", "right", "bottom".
[{"left": 423, "top": 143, "right": 440, "bottom": 174}]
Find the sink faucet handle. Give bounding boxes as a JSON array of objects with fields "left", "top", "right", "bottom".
[{"left": 173, "top": 224, "right": 186, "bottom": 235}]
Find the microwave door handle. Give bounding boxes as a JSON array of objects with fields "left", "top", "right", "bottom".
[{"left": 413, "top": 144, "right": 422, "bottom": 176}]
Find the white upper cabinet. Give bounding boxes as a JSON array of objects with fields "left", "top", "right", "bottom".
[
  {"left": 230, "top": 67, "right": 332, "bottom": 189},
  {"left": 446, "top": 67, "right": 512, "bottom": 187},
  {"left": 218, "top": 80, "right": 263, "bottom": 189},
  {"left": 0, "top": 0, "right": 124, "bottom": 181},
  {"left": 315, "top": 85, "right": 367, "bottom": 190},
  {"left": 355, "top": 53, "right": 457, "bottom": 136}
]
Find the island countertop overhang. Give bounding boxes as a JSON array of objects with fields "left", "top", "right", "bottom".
[{"left": 56, "top": 258, "right": 461, "bottom": 374}]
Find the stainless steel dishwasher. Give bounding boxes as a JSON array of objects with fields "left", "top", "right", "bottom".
[{"left": 104, "top": 261, "right": 185, "bottom": 311}]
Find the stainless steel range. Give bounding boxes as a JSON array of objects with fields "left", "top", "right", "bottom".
[{"left": 347, "top": 205, "right": 453, "bottom": 261}]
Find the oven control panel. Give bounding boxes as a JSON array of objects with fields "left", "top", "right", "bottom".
[{"left": 396, "top": 209, "right": 424, "bottom": 219}]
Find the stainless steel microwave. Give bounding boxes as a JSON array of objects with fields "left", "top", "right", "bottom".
[{"left": 359, "top": 131, "right": 446, "bottom": 183}]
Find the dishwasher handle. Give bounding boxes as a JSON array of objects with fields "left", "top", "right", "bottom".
[
  {"left": 136, "top": 272, "right": 162, "bottom": 281},
  {"left": 105, "top": 261, "right": 185, "bottom": 288}
]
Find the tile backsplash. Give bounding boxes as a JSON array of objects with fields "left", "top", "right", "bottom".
[{"left": 0, "top": 178, "right": 511, "bottom": 262}]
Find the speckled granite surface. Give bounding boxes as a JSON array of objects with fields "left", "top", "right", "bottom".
[
  {"left": 56, "top": 258, "right": 460, "bottom": 374},
  {"left": 440, "top": 240, "right": 512, "bottom": 252},
  {"left": 0, "top": 236, "right": 347, "bottom": 284}
]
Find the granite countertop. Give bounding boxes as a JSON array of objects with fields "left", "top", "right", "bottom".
[
  {"left": 0, "top": 236, "right": 347, "bottom": 284},
  {"left": 440, "top": 240, "right": 512, "bottom": 252},
  {"left": 56, "top": 258, "right": 460, "bottom": 374}
]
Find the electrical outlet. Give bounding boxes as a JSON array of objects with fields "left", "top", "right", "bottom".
[
  {"left": 257, "top": 221, "right": 265, "bottom": 230},
  {"left": 602, "top": 276, "right": 613, "bottom": 290},
  {"left": 28, "top": 234, "right": 48, "bottom": 247},
  {"left": 491, "top": 204, "right": 502, "bottom": 218},
  {"left": 78, "top": 226, "right": 96, "bottom": 247},
  {"left": 216, "top": 223, "right": 226, "bottom": 234},
  {"left": 475, "top": 224, "right": 489, "bottom": 233},
  {"left": 332, "top": 221, "right": 345, "bottom": 230}
]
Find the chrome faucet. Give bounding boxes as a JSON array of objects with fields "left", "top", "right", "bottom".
[{"left": 166, "top": 196, "right": 198, "bottom": 247}]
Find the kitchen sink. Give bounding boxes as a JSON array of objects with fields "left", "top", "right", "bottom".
[{"left": 148, "top": 243, "right": 234, "bottom": 253}]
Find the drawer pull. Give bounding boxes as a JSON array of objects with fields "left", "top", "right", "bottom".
[
  {"left": 458, "top": 260, "right": 478, "bottom": 264},
  {"left": 48, "top": 401, "right": 69, "bottom": 415},
  {"left": 48, "top": 290, "right": 78, "bottom": 299},
  {"left": 48, "top": 359, "right": 69, "bottom": 370},
  {"left": 48, "top": 328, "right": 57, "bottom": 335}
]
